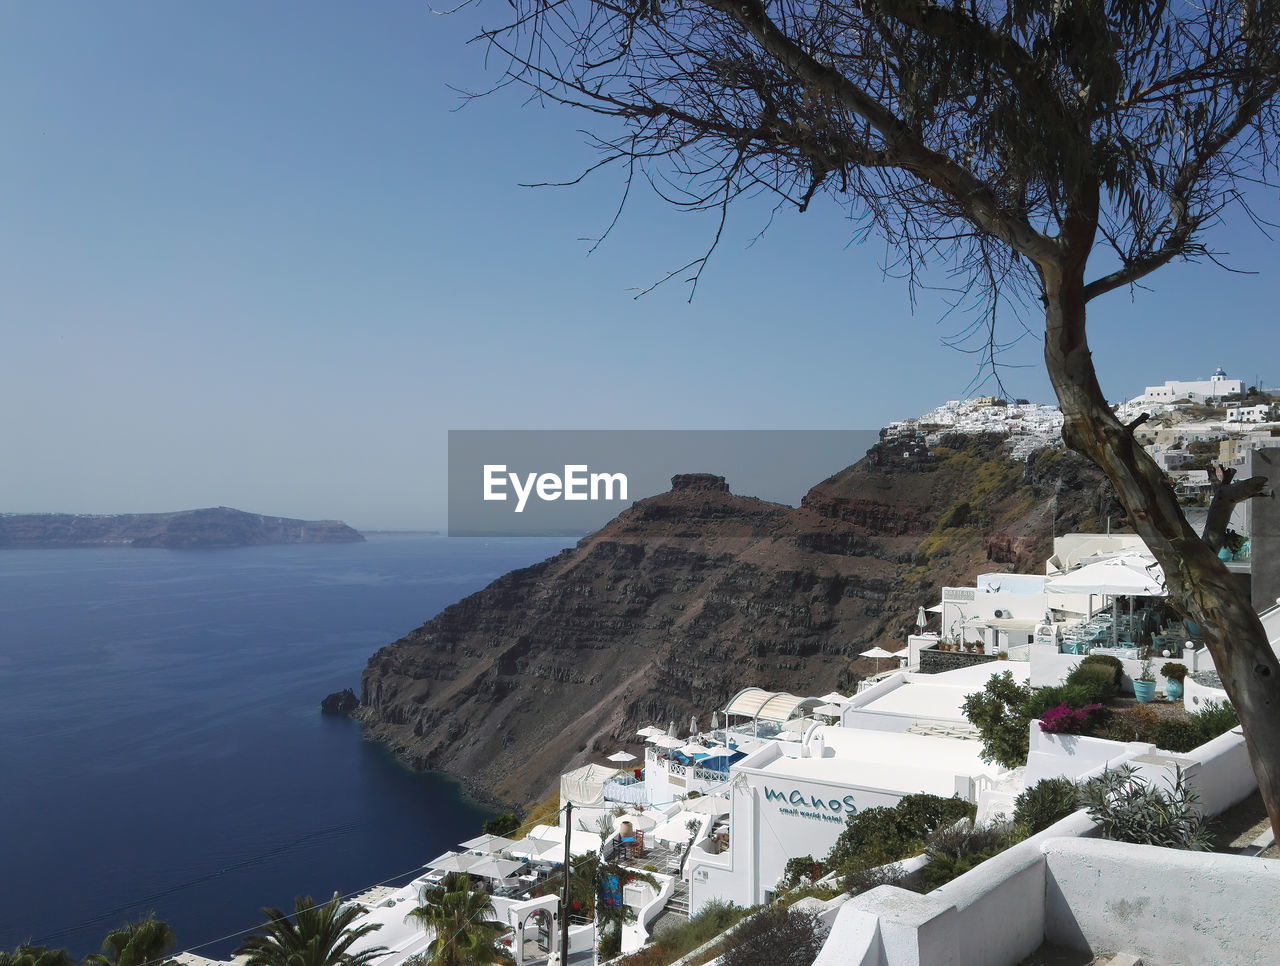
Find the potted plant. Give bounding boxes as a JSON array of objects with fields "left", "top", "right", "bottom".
[
  {"left": 1133, "top": 658, "right": 1157, "bottom": 703},
  {"left": 1161, "top": 662, "right": 1189, "bottom": 701}
]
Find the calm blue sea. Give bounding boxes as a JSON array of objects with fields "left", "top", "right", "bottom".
[{"left": 0, "top": 535, "right": 573, "bottom": 959}]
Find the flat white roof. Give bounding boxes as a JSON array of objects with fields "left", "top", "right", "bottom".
[
  {"left": 859, "top": 683, "right": 974, "bottom": 720},
  {"left": 758, "top": 728, "right": 998, "bottom": 796}
]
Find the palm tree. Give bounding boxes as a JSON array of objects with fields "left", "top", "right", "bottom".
[
  {"left": 0, "top": 945, "right": 75, "bottom": 966},
  {"left": 85, "top": 916, "right": 176, "bottom": 966},
  {"left": 235, "top": 894, "right": 386, "bottom": 966},
  {"left": 404, "top": 873, "right": 512, "bottom": 966}
]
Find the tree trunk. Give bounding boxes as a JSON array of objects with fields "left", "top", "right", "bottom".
[{"left": 1040, "top": 265, "right": 1280, "bottom": 841}]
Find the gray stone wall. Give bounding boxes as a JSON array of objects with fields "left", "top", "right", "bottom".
[{"left": 918, "top": 647, "right": 999, "bottom": 675}]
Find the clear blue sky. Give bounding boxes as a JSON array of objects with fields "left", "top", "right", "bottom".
[{"left": 2, "top": 2, "right": 1276, "bottom": 529}]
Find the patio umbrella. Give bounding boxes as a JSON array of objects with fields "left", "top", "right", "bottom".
[
  {"left": 917, "top": 606, "right": 928, "bottom": 630},
  {"left": 862, "top": 645, "right": 899, "bottom": 674},
  {"left": 1044, "top": 557, "right": 1166, "bottom": 596},
  {"left": 689, "top": 715, "right": 699, "bottom": 737},
  {"left": 460, "top": 834, "right": 516, "bottom": 853},
  {"left": 651, "top": 735, "right": 684, "bottom": 750},
  {"left": 607, "top": 750, "right": 637, "bottom": 764},
  {"left": 636, "top": 725, "right": 665, "bottom": 739},
  {"left": 681, "top": 742, "right": 711, "bottom": 758},
  {"left": 781, "top": 716, "right": 817, "bottom": 734},
  {"left": 685, "top": 794, "right": 731, "bottom": 815},
  {"left": 469, "top": 856, "right": 525, "bottom": 880},
  {"left": 426, "top": 851, "right": 483, "bottom": 874},
  {"left": 1046, "top": 558, "right": 1166, "bottom": 647},
  {"left": 815, "top": 703, "right": 843, "bottom": 719},
  {"left": 615, "top": 811, "right": 658, "bottom": 832},
  {"left": 818, "top": 691, "right": 846, "bottom": 704},
  {"left": 503, "top": 836, "right": 560, "bottom": 862}
]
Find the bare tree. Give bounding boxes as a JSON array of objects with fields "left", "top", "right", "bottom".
[{"left": 467, "top": 0, "right": 1280, "bottom": 835}]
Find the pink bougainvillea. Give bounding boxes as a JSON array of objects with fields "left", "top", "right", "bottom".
[{"left": 1039, "top": 702, "right": 1103, "bottom": 735}]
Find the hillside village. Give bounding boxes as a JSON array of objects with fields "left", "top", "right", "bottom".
[{"left": 182, "top": 375, "right": 1280, "bottom": 966}]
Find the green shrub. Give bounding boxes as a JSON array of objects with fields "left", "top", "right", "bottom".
[
  {"left": 1027, "top": 683, "right": 1104, "bottom": 718},
  {"left": 826, "top": 793, "right": 975, "bottom": 886},
  {"left": 780, "top": 854, "right": 824, "bottom": 889},
  {"left": 1192, "top": 701, "right": 1240, "bottom": 742},
  {"left": 919, "top": 819, "right": 1022, "bottom": 889},
  {"left": 1080, "top": 654, "right": 1124, "bottom": 687},
  {"left": 616, "top": 901, "right": 748, "bottom": 966},
  {"left": 1013, "top": 777, "right": 1080, "bottom": 833},
  {"left": 1079, "top": 765, "right": 1213, "bottom": 850},
  {"left": 1154, "top": 718, "right": 1203, "bottom": 753},
  {"left": 482, "top": 812, "right": 520, "bottom": 836},
  {"left": 845, "top": 861, "right": 914, "bottom": 897},
  {"left": 963, "top": 671, "right": 1035, "bottom": 768},
  {"left": 1160, "top": 662, "right": 1189, "bottom": 682},
  {"left": 1103, "top": 704, "right": 1160, "bottom": 742},
  {"left": 1065, "top": 663, "right": 1118, "bottom": 703},
  {"left": 598, "top": 923, "right": 623, "bottom": 960},
  {"left": 719, "top": 906, "right": 829, "bottom": 966}
]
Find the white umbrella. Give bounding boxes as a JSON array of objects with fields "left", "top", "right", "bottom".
[
  {"left": 607, "top": 750, "right": 637, "bottom": 764},
  {"left": 689, "top": 715, "right": 699, "bottom": 737},
  {"left": 818, "top": 691, "right": 846, "bottom": 704},
  {"left": 469, "top": 855, "right": 525, "bottom": 880},
  {"left": 460, "top": 834, "right": 516, "bottom": 853},
  {"left": 652, "top": 734, "right": 684, "bottom": 750},
  {"left": 636, "top": 725, "right": 665, "bottom": 739},
  {"left": 917, "top": 606, "right": 928, "bottom": 630},
  {"left": 1044, "top": 557, "right": 1166, "bottom": 596},
  {"left": 781, "top": 716, "right": 816, "bottom": 734},
  {"left": 507, "top": 836, "right": 562, "bottom": 861},
  {"left": 1046, "top": 558, "right": 1166, "bottom": 647},
  {"left": 426, "top": 851, "right": 483, "bottom": 874},
  {"left": 685, "top": 794, "right": 731, "bottom": 815},
  {"left": 862, "top": 645, "right": 899, "bottom": 673},
  {"left": 614, "top": 812, "right": 658, "bottom": 832},
  {"left": 651, "top": 811, "right": 703, "bottom": 845},
  {"left": 681, "top": 742, "right": 711, "bottom": 758},
  {"left": 700, "top": 743, "right": 731, "bottom": 757},
  {"left": 815, "top": 703, "right": 843, "bottom": 718}
]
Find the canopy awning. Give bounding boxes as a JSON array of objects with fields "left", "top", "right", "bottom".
[
  {"left": 724, "top": 687, "right": 821, "bottom": 724},
  {"left": 560, "top": 762, "right": 621, "bottom": 807},
  {"left": 723, "top": 687, "right": 774, "bottom": 718}
]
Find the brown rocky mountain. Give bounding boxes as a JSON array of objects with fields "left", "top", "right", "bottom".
[{"left": 356, "top": 435, "right": 1120, "bottom": 808}]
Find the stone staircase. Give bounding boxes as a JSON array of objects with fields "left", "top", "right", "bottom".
[{"left": 665, "top": 881, "right": 690, "bottom": 917}]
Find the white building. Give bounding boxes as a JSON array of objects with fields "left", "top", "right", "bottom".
[
  {"left": 686, "top": 664, "right": 1015, "bottom": 913},
  {"left": 1228, "top": 404, "right": 1272, "bottom": 423},
  {"left": 1136, "top": 367, "right": 1242, "bottom": 404}
]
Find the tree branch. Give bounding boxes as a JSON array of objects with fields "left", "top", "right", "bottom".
[{"left": 1203, "top": 463, "right": 1270, "bottom": 552}]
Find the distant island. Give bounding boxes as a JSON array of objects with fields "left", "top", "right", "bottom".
[{"left": 0, "top": 507, "right": 365, "bottom": 549}]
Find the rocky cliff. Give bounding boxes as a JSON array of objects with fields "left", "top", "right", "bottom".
[
  {"left": 0, "top": 507, "right": 364, "bottom": 549},
  {"left": 357, "top": 438, "right": 1120, "bottom": 807}
]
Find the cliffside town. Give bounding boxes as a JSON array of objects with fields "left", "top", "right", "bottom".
[{"left": 356, "top": 436, "right": 1120, "bottom": 808}]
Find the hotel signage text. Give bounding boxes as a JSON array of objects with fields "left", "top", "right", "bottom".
[{"left": 764, "top": 785, "right": 857, "bottom": 824}]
